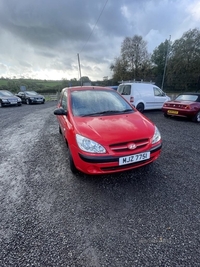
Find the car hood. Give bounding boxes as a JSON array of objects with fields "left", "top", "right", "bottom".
[
  {"left": 0, "top": 96, "right": 20, "bottom": 100},
  {"left": 73, "top": 112, "right": 155, "bottom": 144}
]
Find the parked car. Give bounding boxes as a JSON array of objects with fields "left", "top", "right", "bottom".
[
  {"left": 117, "top": 81, "right": 171, "bottom": 112},
  {"left": 54, "top": 86, "right": 162, "bottom": 175},
  {"left": 16, "top": 91, "right": 45, "bottom": 104},
  {"left": 162, "top": 92, "right": 200, "bottom": 122},
  {"left": 0, "top": 90, "right": 22, "bottom": 107}
]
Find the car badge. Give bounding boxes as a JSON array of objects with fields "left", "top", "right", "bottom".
[{"left": 127, "top": 143, "right": 136, "bottom": 150}]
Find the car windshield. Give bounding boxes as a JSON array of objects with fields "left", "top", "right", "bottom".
[
  {"left": 176, "top": 94, "right": 198, "bottom": 101},
  {"left": 26, "top": 91, "right": 38, "bottom": 96},
  {"left": 0, "top": 91, "right": 14, "bottom": 97},
  {"left": 71, "top": 89, "right": 133, "bottom": 117}
]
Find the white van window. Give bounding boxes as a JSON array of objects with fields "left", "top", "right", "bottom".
[
  {"left": 154, "top": 87, "right": 164, "bottom": 96},
  {"left": 118, "top": 85, "right": 131, "bottom": 95}
]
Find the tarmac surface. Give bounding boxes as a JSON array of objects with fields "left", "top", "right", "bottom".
[{"left": 0, "top": 101, "right": 199, "bottom": 267}]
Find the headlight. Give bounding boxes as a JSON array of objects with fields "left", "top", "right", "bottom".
[
  {"left": 152, "top": 126, "right": 161, "bottom": 144},
  {"left": 2, "top": 99, "right": 9, "bottom": 103},
  {"left": 76, "top": 134, "right": 106, "bottom": 153}
]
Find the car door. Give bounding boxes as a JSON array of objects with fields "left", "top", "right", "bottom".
[
  {"left": 153, "top": 87, "right": 168, "bottom": 109},
  {"left": 20, "top": 92, "right": 26, "bottom": 103},
  {"left": 58, "top": 92, "right": 70, "bottom": 138}
]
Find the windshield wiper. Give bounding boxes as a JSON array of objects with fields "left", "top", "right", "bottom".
[
  {"left": 81, "top": 109, "right": 133, "bottom": 117},
  {"left": 122, "top": 109, "right": 133, "bottom": 112}
]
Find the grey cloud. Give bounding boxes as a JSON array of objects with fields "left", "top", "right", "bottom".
[{"left": 0, "top": 0, "right": 199, "bottom": 80}]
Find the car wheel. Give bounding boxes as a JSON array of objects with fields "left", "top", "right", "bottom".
[
  {"left": 136, "top": 103, "right": 144, "bottom": 113},
  {"left": 0, "top": 101, "right": 4, "bottom": 108},
  {"left": 69, "top": 148, "right": 78, "bottom": 174},
  {"left": 192, "top": 111, "right": 200, "bottom": 122},
  {"left": 26, "top": 99, "right": 30, "bottom": 105},
  {"left": 59, "top": 126, "right": 62, "bottom": 134},
  {"left": 42, "top": 100, "right": 45, "bottom": 104}
]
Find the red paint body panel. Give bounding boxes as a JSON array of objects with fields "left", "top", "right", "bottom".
[
  {"left": 55, "top": 86, "right": 162, "bottom": 175},
  {"left": 162, "top": 100, "right": 200, "bottom": 119}
]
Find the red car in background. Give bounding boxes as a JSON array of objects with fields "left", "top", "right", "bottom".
[
  {"left": 162, "top": 93, "right": 200, "bottom": 122},
  {"left": 54, "top": 86, "right": 162, "bottom": 175}
]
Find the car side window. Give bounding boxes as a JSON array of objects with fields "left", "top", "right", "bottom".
[
  {"left": 61, "top": 94, "right": 67, "bottom": 111},
  {"left": 118, "top": 85, "right": 131, "bottom": 95},
  {"left": 154, "top": 87, "right": 163, "bottom": 96}
]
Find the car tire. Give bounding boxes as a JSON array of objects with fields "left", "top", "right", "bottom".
[
  {"left": 136, "top": 103, "right": 144, "bottom": 113},
  {"left": 69, "top": 148, "right": 78, "bottom": 174},
  {"left": 42, "top": 100, "right": 45, "bottom": 104},
  {"left": 0, "top": 101, "right": 4, "bottom": 108},
  {"left": 192, "top": 111, "right": 200, "bottom": 122},
  {"left": 26, "top": 99, "right": 30, "bottom": 105},
  {"left": 59, "top": 126, "right": 62, "bottom": 134}
]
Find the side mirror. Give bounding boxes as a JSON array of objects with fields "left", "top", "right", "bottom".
[{"left": 54, "top": 107, "right": 67, "bottom": 116}]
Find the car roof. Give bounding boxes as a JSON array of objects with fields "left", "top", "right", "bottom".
[{"left": 62, "top": 86, "right": 114, "bottom": 93}]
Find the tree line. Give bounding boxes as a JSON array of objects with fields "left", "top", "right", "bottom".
[
  {"left": 0, "top": 76, "right": 111, "bottom": 94},
  {"left": 1, "top": 28, "right": 200, "bottom": 93},
  {"left": 110, "top": 28, "right": 200, "bottom": 92}
]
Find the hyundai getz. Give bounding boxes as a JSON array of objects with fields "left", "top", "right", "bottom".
[{"left": 54, "top": 86, "right": 162, "bottom": 175}]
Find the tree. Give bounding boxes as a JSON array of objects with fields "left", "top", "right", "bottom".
[
  {"left": 110, "top": 56, "right": 130, "bottom": 82},
  {"left": 111, "top": 35, "right": 150, "bottom": 81},
  {"left": 167, "top": 28, "right": 200, "bottom": 91},
  {"left": 121, "top": 35, "right": 150, "bottom": 79},
  {"left": 151, "top": 39, "right": 171, "bottom": 88},
  {"left": 80, "top": 76, "right": 91, "bottom": 83}
]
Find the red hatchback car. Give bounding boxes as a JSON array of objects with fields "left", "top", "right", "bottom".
[
  {"left": 162, "top": 93, "right": 200, "bottom": 122},
  {"left": 54, "top": 86, "right": 162, "bottom": 175}
]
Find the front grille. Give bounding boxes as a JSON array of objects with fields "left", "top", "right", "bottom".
[
  {"left": 167, "top": 103, "right": 186, "bottom": 109},
  {"left": 109, "top": 138, "right": 149, "bottom": 153}
]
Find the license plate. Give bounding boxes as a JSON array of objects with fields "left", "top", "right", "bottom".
[
  {"left": 167, "top": 110, "right": 178, "bottom": 114},
  {"left": 119, "top": 152, "right": 150, "bottom": 166}
]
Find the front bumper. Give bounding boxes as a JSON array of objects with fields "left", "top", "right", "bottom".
[
  {"left": 75, "top": 143, "right": 162, "bottom": 174},
  {"left": 163, "top": 108, "right": 196, "bottom": 118},
  {"left": 29, "top": 98, "right": 45, "bottom": 103},
  {"left": 2, "top": 101, "right": 21, "bottom": 106}
]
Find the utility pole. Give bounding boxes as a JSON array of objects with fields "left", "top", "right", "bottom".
[
  {"left": 161, "top": 35, "right": 171, "bottom": 90},
  {"left": 77, "top": 53, "right": 82, "bottom": 86}
]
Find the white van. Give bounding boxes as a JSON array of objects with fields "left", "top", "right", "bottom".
[{"left": 117, "top": 81, "right": 171, "bottom": 113}]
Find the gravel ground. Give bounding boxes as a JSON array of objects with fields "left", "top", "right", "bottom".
[{"left": 0, "top": 102, "right": 200, "bottom": 267}]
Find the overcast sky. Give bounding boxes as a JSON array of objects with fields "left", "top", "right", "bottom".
[{"left": 0, "top": 0, "right": 200, "bottom": 81}]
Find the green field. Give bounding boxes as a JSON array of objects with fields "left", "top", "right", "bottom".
[
  {"left": 0, "top": 78, "right": 64, "bottom": 93},
  {"left": 0, "top": 78, "right": 62, "bottom": 86},
  {"left": 0, "top": 79, "right": 8, "bottom": 86}
]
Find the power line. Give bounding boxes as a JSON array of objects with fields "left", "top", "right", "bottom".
[{"left": 79, "top": 0, "right": 109, "bottom": 53}]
